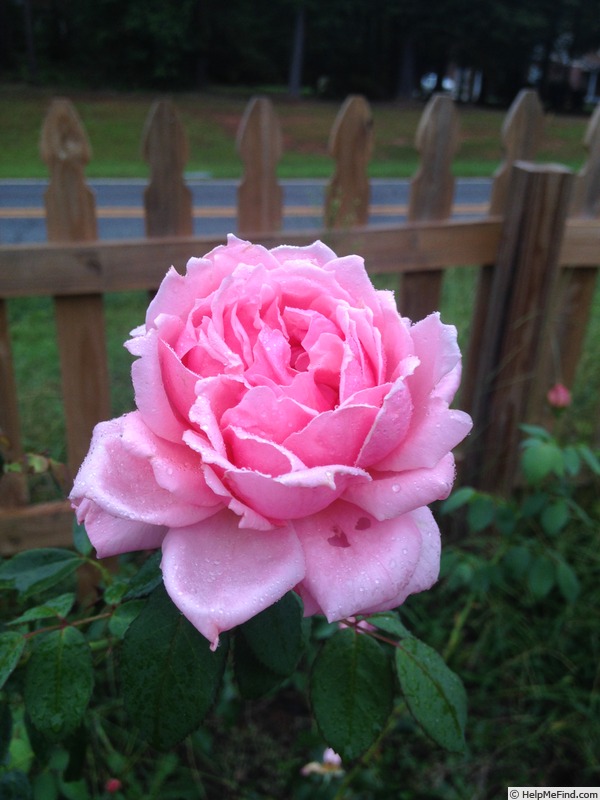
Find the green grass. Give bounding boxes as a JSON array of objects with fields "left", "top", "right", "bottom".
[{"left": 0, "top": 83, "right": 592, "bottom": 180}]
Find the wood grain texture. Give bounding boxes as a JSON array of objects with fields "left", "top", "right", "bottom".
[
  {"left": 465, "top": 164, "right": 574, "bottom": 492},
  {"left": 324, "top": 95, "right": 372, "bottom": 229},
  {"left": 236, "top": 96, "right": 283, "bottom": 234},
  {"left": 41, "top": 97, "right": 110, "bottom": 478},
  {"left": 142, "top": 99, "right": 193, "bottom": 237}
]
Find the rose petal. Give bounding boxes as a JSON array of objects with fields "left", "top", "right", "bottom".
[
  {"left": 343, "top": 452, "right": 456, "bottom": 520},
  {"left": 357, "top": 507, "right": 440, "bottom": 614},
  {"left": 284, "top": 404, "right": 378, "bottom": 467},
  {"left": 161, "top": 510, "right": 306, "bottom": 649},
  {"left": 221, "top": 385, "right": 316, "bottom": 444},
  {"left": 70, "top": 414, "right": 217, "bottom": 531},
  {"left": 293, "top": 501, "right": 423, "bottom": 621},
  {"left": 375, "top": 400, "right": 473, "bottom": 471},
  {"left": 225, "top": 464, "right": 369, "bottom": 521},
  {"left": 407, "top": 313, "right": 462, "bottom": 406},
  {"left": 73, "top": 498, "right": 166, "bottom": 559}
]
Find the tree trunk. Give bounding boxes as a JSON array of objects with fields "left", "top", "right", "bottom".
[{"left": 288, "top": 4, "right": 305, "bottom": 99}]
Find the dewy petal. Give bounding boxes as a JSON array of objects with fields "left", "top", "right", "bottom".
[
  {"left": 375, "top": 400, "right": 473, "bottom": 472},
  {"left": 70, "top": 414, "right": 218, "bottom": 533},
  {"left": 406, "top": 313, "right": 462, "bottom": 406},
  {"left": 343, "top": 452, "right": 456, "bottom": 520},
  {"left": 73, "top": 498, "right": 167, "bottom": 559},
  {"left": 161, "top": 509, "right": 306, "bottom": 649},
  {"left": 283, "top": 404, "right": 378, "bottom": 468},
  {"left": 225, "top": 464, "right": 369, "bottom": 522},
  {"left": 293, "top": 500, "right": 423, "bottom": 622},
  {"left": 358, "top": 507, "right": 441, "bottom": 614}
]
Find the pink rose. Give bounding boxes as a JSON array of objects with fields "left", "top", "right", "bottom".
[
  {"left": 546, "top": 383, "right": 571, "bottom": 409},
  {"left": 70, "top": 235, "right": 472, "bottom": 649}
]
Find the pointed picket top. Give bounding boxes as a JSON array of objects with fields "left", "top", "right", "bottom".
[
  {"left": 409, "top": 93, "right": 459, "bottom": 222},
  {"left": 236, "top": 96, "right": 283, "bottom": 233},
  {"left": 142, "top": 99, "right": 193, "bottom": 237},
  {"left": 40, "top": 97, "right": 97, "bottom": 242},
  {"left": 489, "top": 89, "right": 543, "bottom": 216},
  {"left": 325, "top": 95, "right": 373, "bottom": 228},
  {"left": 570, "top": 103, "right": 600, "bottom": 218}
]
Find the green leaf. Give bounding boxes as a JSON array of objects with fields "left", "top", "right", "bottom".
[
  {"left": 578, "top": 444, "right": 600, "bottom": 476},
  {"left": 121, "top": 585, "right": 227, "bottom": 750},
  {"left": 501, "top": 545, "right": 532, "bottom": 581},
  {"left": 0, "top": 632, "right": 26, "bottom": 690},
  {"left": 563, "top": 446, "right": 581, "bottom": 477},
  {"left": 556, "top": 559, "right": 580, "bottom": 604},
  {"left": 395, "top": 636, "right": 467, "bottom": 753},
  {"left": 365, "top": 611, "right": 412, "bottom": 639},
  {"left": 24, "top": 628, "right": 94, "bottom": 742},
  {"left": 521, "top": 442, "right": 564, "bottom": 484},
  {"left": 239, "top": 591, "right": 304, "bottom": 677},
  {"left": 527, "top": 555, "right": 555, "bottom": 599},
  {"left": 0, "top": 700, "right": 12, "bottom": 765},
  {"left": 234, "top": 633, "right": 285, "bottom": 699},
  {"left": 72, "top": 520, "right": 93, "bottom": 557},
  {"left": 122, "top": 550, "right": 163, "bottom": 600},
  {"left": 311, "top": 627, "right": 394, "bottom": 761},
  {"left": 0, "top": 770, "right": 32, "bottom": 800},
  {"left": 540, "top": 500, "right": 570, "bottom": 536},
  {"left": 0, "top": 549, "right": 81, "bottom": 598},
  {"left": 440, "top": 486, "right": 476, "bottom": 515},
  {"left": 8, "top": 594, "right": 75, "bottom": 627},
  {"left": 108, "top": 600, "right": 145, "bottom": 638},
  {"left": 519, "top": 424, "right": 553, "bottom": 441},
  {"left": 466, "top": 495, "right": 495, "bottom": 532}
]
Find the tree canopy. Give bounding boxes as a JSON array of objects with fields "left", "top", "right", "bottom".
[{"left": 1, "top": 0, "right": 599, "bottom": 106}]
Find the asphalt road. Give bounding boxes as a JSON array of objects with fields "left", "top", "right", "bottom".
[{"left": 0, "top": 178, "right": 493, "bottom": 244}]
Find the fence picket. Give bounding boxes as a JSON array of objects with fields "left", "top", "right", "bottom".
[
  {"left": 465, "top": 163, "right": 574, "bottom": 492},
  {"left": 41, "top": 98, "right": 111, "bottom": 479},
  {"left": 0, "top": 299, "right": 28, "bottom": 507},
  {"left": 401, "top": 93, "right": 458, "bottom": 321},
  {"left": 462, "top": 89, "right": 544, "bottom": 414},
  {"left": 236, "top": 96, "right": 283, "bottom": 234},
  {"left": 546, "top": 103, "right": 600, "bottom": 403},
  {"left": 1, "top": 90, "right": 599, "bottom": 550},
  {"left": 324, "top": 95, "right": 372, "bottom": 229},
  {"left": 142, "top": 99, "right": 193, "bottom": 237}
]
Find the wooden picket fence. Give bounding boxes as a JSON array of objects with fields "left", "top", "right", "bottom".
[{"left": 0, "top": 90, "right": 599, "bottom": 554}]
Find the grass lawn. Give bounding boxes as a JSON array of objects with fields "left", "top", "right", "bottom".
[{"left": 0, "top": 83, "right": 593, "bottom": 180}]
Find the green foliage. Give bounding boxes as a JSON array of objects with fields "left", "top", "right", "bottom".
[
  {"left": 310, "top": 628, "right": 394, "bottom": 760},
  {"left": 0, "top": 424, "right": 598, "bottom": 796}
]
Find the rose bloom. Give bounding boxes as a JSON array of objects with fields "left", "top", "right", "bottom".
[
  {"left": 546, "top": 382, "right": 571, "bottom": 409},
  {"left": 71, "top": 236, "right": 472, "bottom": 649}
]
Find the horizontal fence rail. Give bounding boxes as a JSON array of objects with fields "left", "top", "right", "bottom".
[{"left": 1, "top": 89, "right": 599, "bottom": 553}]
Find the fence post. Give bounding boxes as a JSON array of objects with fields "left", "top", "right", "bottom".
[
  {"left": 142, "top": 99, "right": 193, "bottom": 237},
  {"left": 236, "top": 96, "right": 283, "bottom": 234},
  {"left": 40, "top": 98, "right": 110, "bottom": 479},
  {"left": 324, "top": 95, "right": 372, "bottom": 229},
  {"left": 464, "top": 162, "right": 574, "bottom": 492},
  {"left": 0, "top": 301, "right": 28, "bottom": 506},
  {"left": 401, "top": 93, "right": 458, "bottom": 321},
  {"left": 461, "top": 89, "right": 544, "bottom": 414},
  {"left": 546, "top": 105, "right": 600, "bottom": 397}
]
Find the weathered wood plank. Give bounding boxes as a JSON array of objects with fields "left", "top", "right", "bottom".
[
  {"left": 0, "top": 500, "right": 73, "bottom": 554},
  {"left": 0, "top": 298, "right": 29, "bottom": 508},
  {"left": 402, "top": 94, "right": 459, "bottom": 320},
  {"left": 462, "top": 90, "right": 544, "bottom": 415},
  {"left": 324, "top": 95, "right": 372, "bottom": 229},
  {"left": 465, "top": 163, "right": 574, "bottom": 493},
  {"left": 40, "top": 97, "right": 111, "bottom": 477},
  {"left": 0, "top": 219, "right": 505, "bottom": 298},
  {"left": 142, "top": 99, "right": 193, "bottom": 237},
  {"left": 236, "top": 96, "right": 283, "bottom": 234}
]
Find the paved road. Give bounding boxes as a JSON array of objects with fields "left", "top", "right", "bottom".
[{"left": 0, "top": 178, "right": 493, "bottom": 244}]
